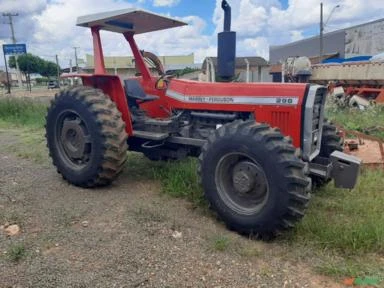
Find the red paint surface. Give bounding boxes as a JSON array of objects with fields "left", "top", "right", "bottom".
[{"left": 91, "top": 27, "right": 106, "bottom": 75}]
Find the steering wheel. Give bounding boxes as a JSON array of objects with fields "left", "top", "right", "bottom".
[{"left": 155, "top": 73, "right": 176, "bottom": 90}]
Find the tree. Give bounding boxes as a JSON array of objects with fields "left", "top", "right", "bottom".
[
  {"left": 8, "top": 53, "right": 60, "bottom": 77},
  {"left": 17, "top": 54, "right": 44, "bottom": 74},
  {"left": 41, "top": 61, "right": 59, "bottom": 77}
]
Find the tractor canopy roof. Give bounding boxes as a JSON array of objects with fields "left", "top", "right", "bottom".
[{"left": 77, "top": 8, "right": 187, "bottom": 34}]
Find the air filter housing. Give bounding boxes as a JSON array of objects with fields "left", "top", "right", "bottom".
[{"left": 217, "top": 0, "right": 236, "bottom": 81}]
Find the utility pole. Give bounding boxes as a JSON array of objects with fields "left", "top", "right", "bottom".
[
  {"left": 55, "top": 54, "right": 60, "bottom": 81},
  {"left": 2, "top": 49, "right": 11, "bottom": 93},
  {"left": 320, "top": 2, "right": 324, "bottom": 64},
  {"left": 3, "top": 12, "right": 23, "bottom": 88},
  {"left": 69, "top": 59, "right": 73, "bottom": 85},
  {"left": 73, "top": 47, "right": 79, "bottom": 73},
  {"left": 320, "top": 3, "right": 340, "bottom": 64}
]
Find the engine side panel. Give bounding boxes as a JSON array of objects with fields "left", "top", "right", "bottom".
[{"left": 164, "top": 79, "right": 308, "bottom": 148}]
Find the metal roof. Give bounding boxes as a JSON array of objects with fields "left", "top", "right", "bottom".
[{"left": 77, "top": 9, "right": 187, "bottom": 34}]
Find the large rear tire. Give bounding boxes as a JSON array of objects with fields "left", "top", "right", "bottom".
[
  {"left": 46, "top": 86, "right": 128, "bottom": 188},
  {"left": 311, "top": 120, "right": 343, "bottom": 188},
  {"left": 198, "top": 120, "right": 310, "bottom": 238}
]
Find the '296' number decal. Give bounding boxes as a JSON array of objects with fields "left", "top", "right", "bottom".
[{"left": 276, "top": 98, "right": 294, "bottom": 104}]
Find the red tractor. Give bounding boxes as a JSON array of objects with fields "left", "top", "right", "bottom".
[{"left": 46, "top": 1, "right": 361, "bottom": 237}]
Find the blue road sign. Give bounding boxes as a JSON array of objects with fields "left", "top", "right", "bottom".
[{"left": 2, "top": 44, "right": 27, "bottom": 55}]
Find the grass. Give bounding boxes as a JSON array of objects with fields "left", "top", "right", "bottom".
[
  {"left": 283, "top": 167, "right": 384, "bottom": 278},
  {"left": 291, "top": 168, "right": 384, "bottom": 254},
  {"left": 151, "top": 158, "right": 204, "bottom": 206},
  {"left": 210, "top": 235, "right": 231, "bottom": 252},
  {"left": 6, "top": 243, "right": 26, "bottom": 262},
  {"left": 3, "top": 129, "right": 49, "bottom": 164},
  {"left": 124, "top": 153, "right": 204, "bottom": 206},
  {"left": 0, "top": 97, "right": 47, "bottom": 129},
  {"left": 326, "top": 104, "right": 384, "bottom": 140},
  {"left": 0, "top": 209, "right": 25, "bottom": 226}
]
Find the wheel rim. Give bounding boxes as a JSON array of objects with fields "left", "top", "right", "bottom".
[
  {"left": 215, "top": 153, "right": 269, "bottom": 215},
  {"left": 55, "top": 110, "right": 92, "bottom": 170}
]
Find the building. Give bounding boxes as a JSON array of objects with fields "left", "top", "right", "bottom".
[
  {"left": 201, "top": 56, "right": 272, "bottom": 82},
  {"left": 82, "top": 53, "right": 199, "bottom": 78},
  {"left": 0, "top": 68, "right": 27, "bottom": 87},
  {"left": 269, "top": 17, "right": 384, "bottom": 65}
]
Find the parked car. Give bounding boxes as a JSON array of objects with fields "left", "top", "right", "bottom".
[{"left": 47, "top": 80, "right": 60, "bottom": 89}]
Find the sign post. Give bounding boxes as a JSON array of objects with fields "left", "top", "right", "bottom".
[
  {"left": 2, "top": 49, "right": 11, "bottom": 94},
  {"left": 2, "top": 44, "right": 27, "bottom": 94}
]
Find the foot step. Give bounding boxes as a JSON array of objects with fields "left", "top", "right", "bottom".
[{"left": 133, "top": 130, "right": 169, "bottom": 141}]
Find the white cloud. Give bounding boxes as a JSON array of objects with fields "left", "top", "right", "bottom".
[
  {"left": 30, "top": 0, "right": 138, "bottom": 66},
  {"left": 0, "top": 0, "right": 47, "bottom": 44},
  {"left": 1, "top": 0, "right": 384, "bottom": 68},
  {"left": 136, "top": 15, "right": 212, "bottom": 62},
  {"left": 0, "top": 0, "right": 46, "bottom": 13},
  {"left": 241, "top": 37, "right": 270, "bottom": 59},
  {"left": 290, "top": 30, "right": 304, "bottom": 42},
  {"left": 0, "top": 0, "right": 206, "bottom": 67},
  {"left": 153, "top": 0, "right": 180, "bottom": 7}
]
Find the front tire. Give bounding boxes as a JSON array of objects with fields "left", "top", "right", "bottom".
[
  {"left": 198, "top": 120, "right": 310, "bottom": 238},
  {"left": 46, "top": 86, "right": 128, "bottom": 188},
  {"left": 311, "top": 120, "right": 343, "bottom": 188}
]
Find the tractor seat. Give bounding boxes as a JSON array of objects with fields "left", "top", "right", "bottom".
[{"left": 124, "top": 79, "right": 159, "bottom": 106}]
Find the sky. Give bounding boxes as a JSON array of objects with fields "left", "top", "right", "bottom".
[{"left": 1, "top": 0, "right": 384, "bottom": 68}]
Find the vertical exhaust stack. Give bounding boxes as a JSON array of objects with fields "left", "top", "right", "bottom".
[{"left": 217, "top": 0, "right": 236, "bottom": 82}]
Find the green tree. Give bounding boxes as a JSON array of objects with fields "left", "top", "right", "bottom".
[
  {"left": 8, "top": 53, "right": 59, "bottom": 77},
  {"left": 17, "top": 54, "right": 44, "bottom": 74},
  {"left": 41, "top": 61, "right": 59, "bottom": 77}
]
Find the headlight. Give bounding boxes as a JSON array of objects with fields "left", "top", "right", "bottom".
[{"left": 313, "top": 132, "right": 319, "bottom": 143}]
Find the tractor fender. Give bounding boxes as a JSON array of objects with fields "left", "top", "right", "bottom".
[{"left": 64, "top": 74, "right": 133, "bottom": 136}]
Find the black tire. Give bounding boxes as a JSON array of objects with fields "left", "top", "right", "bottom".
[
  {"left": 46, "top": 86, "right": 128, "bottom": 188},
  {"left": 198, "top": 120, "right": 310, "bottom": 238},
  {"left": 319, "top": 120, "right": 344, "bottom": 158},
  {"left": 311, "top": 120, "right": 343, "bottom": 188}
]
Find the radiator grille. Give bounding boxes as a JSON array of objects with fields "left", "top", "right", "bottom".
[{"left": 311, "top": 89, "right": 326, "bottom": 154}]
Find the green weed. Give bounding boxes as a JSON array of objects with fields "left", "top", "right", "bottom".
[
  {"left": 326, "top": 105, "right": 384, "bottom": 140},
  {"left": 0, "top": 210, "right": 24, "bottom": 226},
  {"left": 7, "top": 129, "right": 48, "bottom": 164},
  {"left": 211, "top": 235, "right": 231, "bottom": 252},
  {"left": 291, "top": 168, "right": 384, "bottom": 254},
  {"left": 0, "top": 97, "right": 47, "bottom": 128},
  {"left": 7, "top": 243, "right": 26, "bottom": 262},
  {"left": 151, "top": 158, "right": 205, "bottom": 207}
]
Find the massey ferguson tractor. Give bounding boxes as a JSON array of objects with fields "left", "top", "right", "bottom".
[{"left": 46, "top": 1, "right": 361, "bottom": 238}]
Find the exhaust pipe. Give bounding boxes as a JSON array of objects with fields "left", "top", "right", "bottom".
[
  {"left": 217, "top": 0, "right": 236, "bottom": 82},
  {"left": 222, "top": 0, "right": 231, "bottom": 31}
]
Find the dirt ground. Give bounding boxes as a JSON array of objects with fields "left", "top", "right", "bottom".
[{"left": 0, "top": 131, "right": 345, "bottom": 288}]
